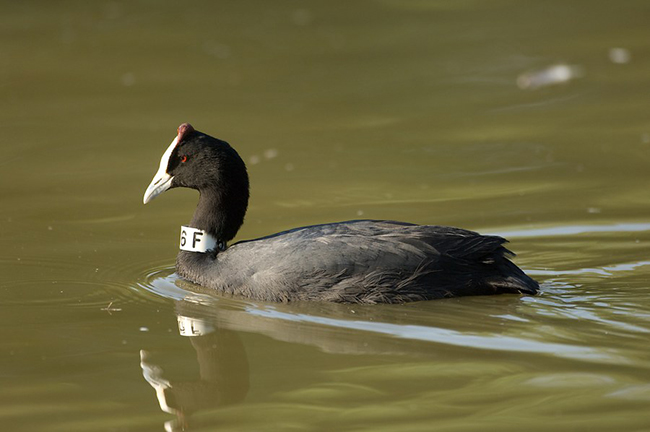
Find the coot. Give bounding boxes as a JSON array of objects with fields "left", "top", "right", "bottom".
[{"left": 143, "top": 123, "right": 539, "bottom": 303}]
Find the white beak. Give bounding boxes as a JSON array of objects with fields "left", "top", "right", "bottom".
[
  {"left": 143, "top": 136, "right": 179, "bottom": 204},
  {"left": 143, "top": 172, "right": 173, "bottom": 204}
]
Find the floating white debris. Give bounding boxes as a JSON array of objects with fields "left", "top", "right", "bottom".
[
  {"left": 609, "top": 47, "right": 631, "bottom": 64},
  {"left": 139, "top": 327, "right": 149, "bottom": 332},
  {"left": 264, "top": 148, "right": 278, "bottom": 159},
  {"left": 101, "top": 301, "right": 122, "bottom": 314},
  {"left": 517, "top": 64, "right": 583, "bottom": 90},
  {"left": 249, "top": 155, "right": 261, "bottom": 165}
]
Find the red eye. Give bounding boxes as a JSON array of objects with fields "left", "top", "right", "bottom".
[{"left": 181, "top": 155, "right": 188, "bottom": 163}]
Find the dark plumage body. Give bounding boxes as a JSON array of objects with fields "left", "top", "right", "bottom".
[
  {"left": 177, "top": 220, "right": 537, "bottom": 303},
  {"left": 144, "top": 124, "right": 539, "bottom": 304}
]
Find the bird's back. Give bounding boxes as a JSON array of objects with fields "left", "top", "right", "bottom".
[{"left": 177, "top": 220, "right": 539, "bottom": 303}]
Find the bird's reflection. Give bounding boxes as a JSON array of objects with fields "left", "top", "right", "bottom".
[
  {"left": 140, "top": 300, "right": 249, "bottom": 431},
  {"left": 138, "top": 276, "right": 423, "bottom": 430},
  {"left": 140, "top": 275, "right": 537, "bottom": 430}
]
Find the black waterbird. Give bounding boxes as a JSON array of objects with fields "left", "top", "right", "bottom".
[{"left": 143, "top": 123, "right": 539, "bottom": 304}]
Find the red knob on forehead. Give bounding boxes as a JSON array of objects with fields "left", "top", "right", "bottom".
[{"left": 177, "top": 123, "right": 195, "bottom": 141}]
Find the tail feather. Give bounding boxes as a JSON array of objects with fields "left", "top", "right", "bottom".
[{"left": 487, "top": 255, "right": 539, "bottom": 295}]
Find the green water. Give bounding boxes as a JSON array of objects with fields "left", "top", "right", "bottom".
[{"left": 2, "top": 1, "right": 650, "bottom": 431}]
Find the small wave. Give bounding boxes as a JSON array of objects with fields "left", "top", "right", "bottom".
[
  {"left": 245, "top": 306, "right": 627, "bottom": 364},
  {"left": 490, "top": 222, "right": 650, "bottom": 238}
]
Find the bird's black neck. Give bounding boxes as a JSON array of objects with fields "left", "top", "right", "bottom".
[{"left": 190, "top": 177, "right": 249, "bottom": 245}]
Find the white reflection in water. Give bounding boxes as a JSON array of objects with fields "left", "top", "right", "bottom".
[
  {"left": 608, "top": 47, "right": 631, "bottom": 64},
  {"left": 490, "top": 222, "right": 650, "bottom": 238},
  {"left": 529, "top": 260, "right": 650, "bottom": 277},
  {"left": 607, "top": 384, "right": 650, "bottom": 401},
  {"left": 517, "top": 64, "right": 583, "bottom": 90},
  {"left": 246, "top": 307, "right": 626, "bottom": 364}
]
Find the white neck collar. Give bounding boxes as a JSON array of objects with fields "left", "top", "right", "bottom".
[{"left": 179, "top": 226, "right": 225, "bottom": 253}]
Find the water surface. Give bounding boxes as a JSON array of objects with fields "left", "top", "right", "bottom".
[{"left": 1, "top": 1, "right": 649, "bottom": 431}]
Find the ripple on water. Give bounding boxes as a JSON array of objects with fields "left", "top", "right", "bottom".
[
  {"left": 1, "top": 254, "right": 174, "bottom": 310},
  {"left": 526, "top": 373, "right": 616, "bottom": 388},
  {"left": 132, "top": 219, "right": 650, "bottom": 371},
  {"left": 139, "top": 268, "right": 219, "bottom": 304},
  {"left": 490, "top": 221, "right": 650, "bottom": 238},
  {"left": 138, "top": 272, "right": 637, "bottom": 368}
]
